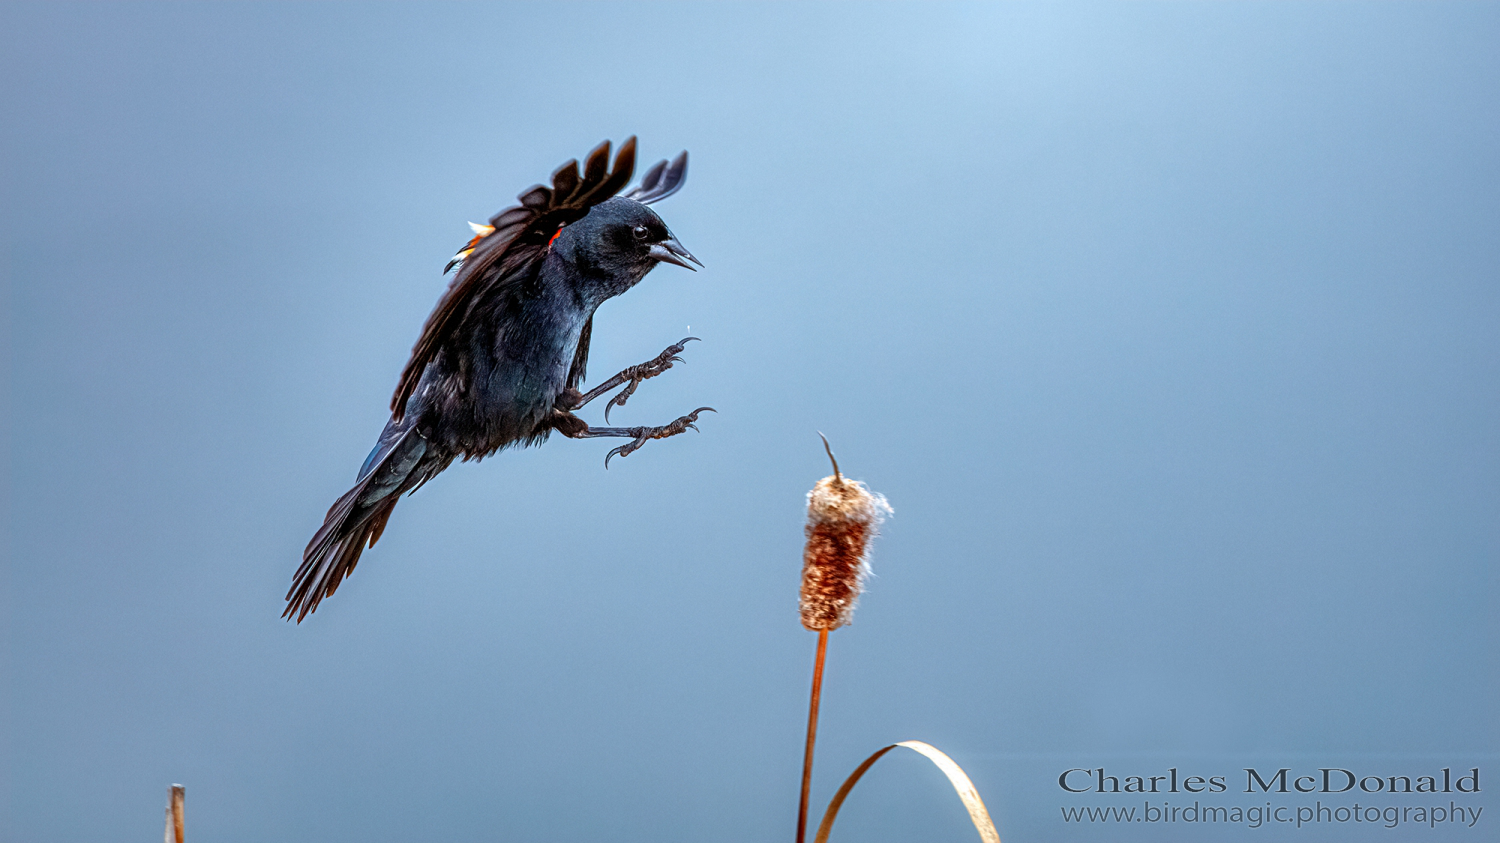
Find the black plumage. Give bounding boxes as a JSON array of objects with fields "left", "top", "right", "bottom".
[{"left": 287, "top": 138, "right": 709, "bottom": 621}]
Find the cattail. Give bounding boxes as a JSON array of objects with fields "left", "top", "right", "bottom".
[
  {"left": 795, "top": 436, "right": 890, "bottom": 843},
  {"left": 799, "top": 437, "right": 892, "bottom": 631}
]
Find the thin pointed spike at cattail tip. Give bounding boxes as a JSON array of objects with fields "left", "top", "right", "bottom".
[{"left": 817, "top": 432, "right": 840, "bottom": 480}]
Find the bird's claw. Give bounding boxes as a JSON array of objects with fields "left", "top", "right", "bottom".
[
  {"left": 603, "top": 337, "right": 699, "bottom": 423},
  {"left": 603, "top": 406, "right": 715, "bottom": 468}
]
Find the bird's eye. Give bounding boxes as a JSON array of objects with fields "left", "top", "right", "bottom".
[{"left": 632, "top": 225, "right": 650, "bottom": 241}]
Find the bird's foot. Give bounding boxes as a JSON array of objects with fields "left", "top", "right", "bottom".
[
  {"left": 569, "top": 337, "right": 699, "bottom": 419},
  {"left": 580, "top": 407, "right": 715, "bottom": 468}
]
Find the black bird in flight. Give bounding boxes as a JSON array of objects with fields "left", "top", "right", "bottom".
[{"left": 287, "top": 138, "right": 710, "bottom": 621}]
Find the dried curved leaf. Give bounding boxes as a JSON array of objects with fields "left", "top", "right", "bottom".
[{"left": 813, "top": 740, "right": 1000, "bottom": 843}]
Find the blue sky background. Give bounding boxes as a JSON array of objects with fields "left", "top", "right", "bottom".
[{"left": 4, "top": 3, "right": 1497, "bottom": 842}]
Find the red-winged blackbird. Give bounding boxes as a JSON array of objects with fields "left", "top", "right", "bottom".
[{"left": 286, "top": 138, "right": 709, "bottom": 622}]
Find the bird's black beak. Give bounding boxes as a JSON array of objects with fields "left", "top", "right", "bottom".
[{"left": 648, "top": 236, "right": 703, "bottom": 271}]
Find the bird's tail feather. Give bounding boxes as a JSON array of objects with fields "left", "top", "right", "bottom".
[{"left": 286, "top": 427, "right": 428, "bottom": 622}]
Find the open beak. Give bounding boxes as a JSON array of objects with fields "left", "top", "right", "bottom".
[{"left": 648, "top": 236, "right": 703, "bottom": 271}]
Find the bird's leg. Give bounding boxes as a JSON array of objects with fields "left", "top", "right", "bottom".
[
  {"left": 562, "top": 337, "right": 699, "bottom": 422},
  {"left": 551, "top": 407, "right": 715, "bottom": 468}
]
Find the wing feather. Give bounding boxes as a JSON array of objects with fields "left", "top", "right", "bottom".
[
  {"left": 551, "top": 159, "right": 581, "bottom": 203},
  {"left": 581, "top": 140, "right": 610, "bottom": 190},
  {"left": 634, "top": 159, "right": 667, "bottom": 196},
  {"left": 491, "top": 206, "right": 532, "bottom": 228},
  {"left": 519, "top": 185, "right": 552, "bottom": 211},
  {"left": 624, "top": 151, "right": 688, "bottom": 204},
  {"left": 567, "top": 316, "right": 593, "bottom": 391}
]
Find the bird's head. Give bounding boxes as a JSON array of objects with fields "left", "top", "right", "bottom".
[{"left": 553, "top": 196, "right": 701, "bottom": 298}]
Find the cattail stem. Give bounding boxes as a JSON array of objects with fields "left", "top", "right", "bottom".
[{"left": 796, "top": 628, "right": 829, "bottom": 843}]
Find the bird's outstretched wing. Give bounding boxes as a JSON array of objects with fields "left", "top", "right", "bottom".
[{"left": 392, "top": 138, "right": 639, "bottom": 420}]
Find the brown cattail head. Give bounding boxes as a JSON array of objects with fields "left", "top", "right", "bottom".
[{"left": 799, "top": 440, "right": 892, "bottom": 631}]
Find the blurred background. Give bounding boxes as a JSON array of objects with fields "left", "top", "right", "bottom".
[{"left": 4, "top": 3, "right": 1497, "bottom": 841}]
